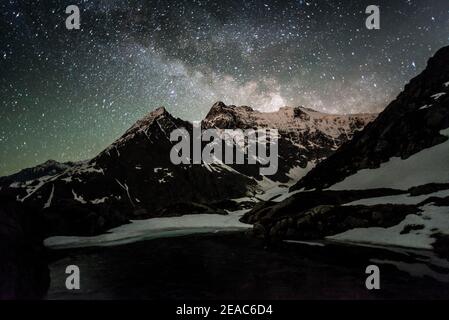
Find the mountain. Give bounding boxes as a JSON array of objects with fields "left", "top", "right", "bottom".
[
  {"left": 0, "top": 160, "right": 74, "bottom": 187},
  {"left": 202, "top": 101, "right": 375, "bottom": 182},
  {"left": 0, "top": 103, "right": 374, "bottom": 237},
  {"left": 2, "top": 107, "right": 255, "bottom": 236},
  {"left": 242, "top": 46, "right": 449, "bottom": 254},
  {"left": 291, "top": 45, "right": 449, "bottom": 191}
]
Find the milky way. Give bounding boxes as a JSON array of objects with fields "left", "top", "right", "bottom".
[{"left": 1, "top": 0, "right": 448, "bottom": 175}]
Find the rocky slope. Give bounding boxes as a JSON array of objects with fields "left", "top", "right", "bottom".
[
  {"left": 292, "top": 45, "right": 449, "bottom": 191},
  {"left": 0, "top": 160, "right": 74, "bottom": 187},
  {"left": 2, "top": 108, "right": 255, "bottom": 236},
  {"left": 243, "top": 46, "right": 449, "bottom": 253},
  {"left": 0, "top": 103, "right": 373, "bottom": 237},
  {"left": 202, "top": 101, "right": 375, "bottom": 182},
  {"left": 0, "top": 195, "right": 49, "bottom": 299}
]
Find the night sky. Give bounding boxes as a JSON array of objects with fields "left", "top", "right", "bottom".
[{"left": 1, "top": 0, "right": 448, "bottom": 176}]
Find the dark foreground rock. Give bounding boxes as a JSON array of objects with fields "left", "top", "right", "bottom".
[
  {"left": 292, "top": 45, "right": 449, "bottom": 191},
  {"left": 257, "top": 204, "right": 420, "bottom": 241},
  {"left": 0, "top": 195, "right": 49, "bottom": 299},
  {"left": 240, "top": 188, "right": 405, "bottom": 224},
  {"left": 0, "top": 102, "right": 374, "bottom": 237}
]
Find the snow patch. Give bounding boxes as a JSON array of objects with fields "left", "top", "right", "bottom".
[
  {"left": 371, "top": 259, "right": 449, "bottom": 283},
  {"left": 44, "top": 209, "right": 251, "bottom": 249},
  {"left": 9, "top": 182, "right": 21, "bottom": 188},
  {"left": 327, "top": 205, "right": 449, "bottom": 250},
  {"left": 71, "top": 189, "right": 87, "bottom": 204},
  {"left": 419, "top": 104, "right": 431, "bottom": 110},
  {"left": 431, "top": 92, "right": 447, "bottom": 100},
  {"left": 286, "top": 162, "right": 315, "bottom": 181},
  {"left": 43, "top": 184, "right": 55, "bottom": 209},
  {"left": 91, "top": 197, "right": 108, "bottom": 204},
  {"left": 330, "top": 128, "right": 449, "bottom": 190},
  {"left": 344, "top": 189, "right": 449, "bottom": 206},
  {"left": 115, "top": 179, "right": 134, "bottom": 206}
]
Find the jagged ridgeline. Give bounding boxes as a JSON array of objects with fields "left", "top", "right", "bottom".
[
  {"left": 0, "top": 103, "right": 373, "bottom": 236},
  {"left": 242, "top": 45, "right": 449, "bottom": 253}
]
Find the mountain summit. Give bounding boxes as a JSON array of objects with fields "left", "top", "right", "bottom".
[
  {"left": 0, "top": 102, "right": 374, "bottom": 236},
  {"left": 292, "top": 45, "right": 449, "bottom": 191},
  {"left": 242, "top": 46, "right": 449, "bottom": 253},
  {"left": 203, "top": 102, "right": 376, "bottom": 181}
]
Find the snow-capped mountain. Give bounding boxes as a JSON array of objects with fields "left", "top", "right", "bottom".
[
  {"left": 291, "top": 45, "right": 449, "bottom": 191},
  {"left": 0, "top": 102, "right": 374, "bottom": 237},
  {"left": 203, "top": 101, "right": 375, "bottom": 182},
  {"left": 2, "top": 107, "right": 255, "bottom": 236},
  {"left": 0, "top": 160, "right": 74, "bottom": 187},
  {"left": 242, "top": 45, "right": 449, "bottom": 254}
]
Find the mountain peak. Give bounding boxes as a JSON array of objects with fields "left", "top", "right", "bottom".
[
  {"left": 153, "top": 106, "right": 167, "bottom": 115},
  {"left": 211, "top": 101, "right": 227, "bottom": 109},
  {"left": 104, "top": 106, "right": 175, "bottom": 151},
  {"left": 203, "top": 102, "right": 254, "bottom": 129},
  {"left": 134, "top": 106, "right": 171, "bottom": 126},
  {"left": 292, "top": 45, "right": 449, "bottom": 191},
  {"left": 428, "top": 45, "right": 449, "bottom": 66},
  {"left": 143, "top": 106, "right": 169, "bottom": 120}
]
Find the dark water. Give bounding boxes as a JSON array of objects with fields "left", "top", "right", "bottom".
[{"left": 46, "top": 232, "right": 449, "bottom": 300}]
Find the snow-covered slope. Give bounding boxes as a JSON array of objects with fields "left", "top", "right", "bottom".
[
  {"left": 44, "top": 209, "right": 251, "bottom": 249},
  {"left": 0, "top": 160, "right": 74, "bottom": 187},
  {"left": 242, "top": 45, "right": 449, "bottom": 253},
  {"left": 1, "top": 107, "right": 256, "bottom": 236},
  {"left": 292, "top": 45, "right": 449, "bottom": 191},
  {"left": 203, "top": 102, "right": 374, "bottom": 139},
  {"left": 0, "top": 100, "right": 375, "bottom": 237},
  {"left": 331, "top": 128, "right": 449, "bottom": 190}
]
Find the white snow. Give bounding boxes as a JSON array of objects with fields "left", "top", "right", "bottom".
[
  {"left": 431, "top": 92, "right": 447, "bottom": 100},
  {"left": 444, "top": 81, "right": 449, "bottom": 87},
  {"left": 91, "top": 197, "right": 108, "bottom": 204},
  {"left": 202, "top": 162, "right": 214, "bottom": 173},
  {"left": 227, "top": 162, "right": 314, "bottom": 204},
  {"left": 17, "top": 174, "right": 62, "bottom": 202},
  {"left": 327, "top": 204, "right": 449, "bottom": 250},
  {"left": 61, "top": 176, "right": 72, "bottom": 182},
  {"left": 9, "top": 182, "right": 21, "bottom": 188},
  {"left": 286, "top": 162, "right": 315, "bottom": 181},
  {"left": 44, "top": 209, "right": 251, "bottom": 249},
  {"left": 344, "top": 189, "right": 449, "bottom": 206},
  {"left": 43, "top": 184, "right": 55, "bottom": 209},
  {"left": 231, "top": 196, "right": 254, "bottom": 203},
  {"left": 156, "top": 118, "right": 171, "bottom": 140},
  {"left": 371, "top": 258, "right": 449, "bottom": 283},
  {"left": 284, "top": 240, "right": 325, "bottom": 247},
  {"left": 419, "top": 104, "right": 431, "bottom": 110},
  {"left": 330, "top": 128, "right": 449, "bottom": 190},
  {"left": 115, "top": 179, "right": 134, "bottom": 206},
  {"left": 81, "top": 166, "right": 104, "bottom": 174},
  {"left": 72, "top": 189, "right": 87, "bottom": 204}
]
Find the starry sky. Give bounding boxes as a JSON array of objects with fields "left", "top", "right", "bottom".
[{"left": 1, "top": 0, "right": 448, "bottom": 176}]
